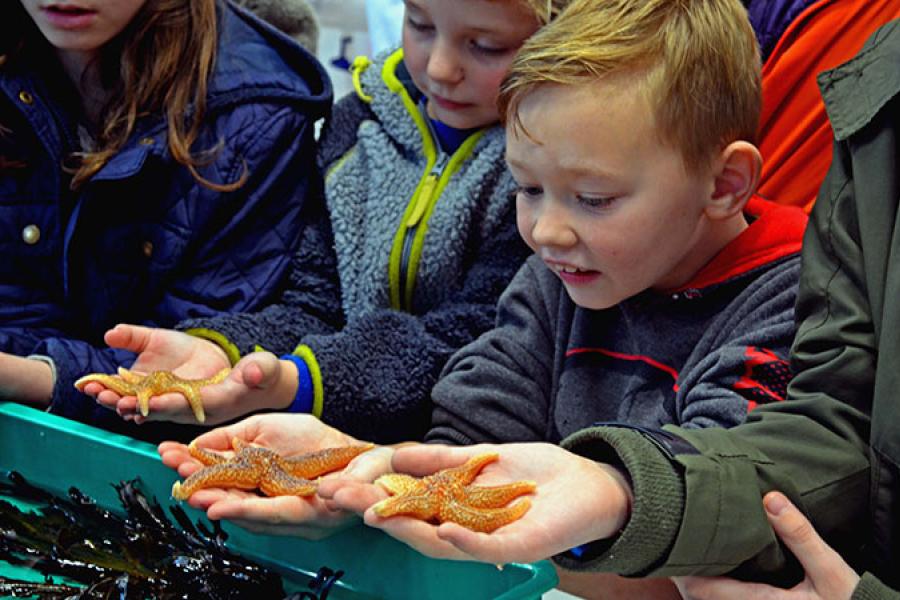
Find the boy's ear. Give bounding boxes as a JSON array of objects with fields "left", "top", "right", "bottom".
[{"left": 706, "top": 141, "right": 761, "bottom": 220}]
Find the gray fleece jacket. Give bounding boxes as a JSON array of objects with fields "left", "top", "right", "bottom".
[
  {"left": 427, "top": 197, "right": 807, "bottom": 446},
  {"left": 180, "top": 48, "right": 531, "bottom": 443}
]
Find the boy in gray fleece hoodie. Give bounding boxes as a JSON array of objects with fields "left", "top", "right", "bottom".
[{"left": 82, "top": 0, "right": 572, "bottom": 445}]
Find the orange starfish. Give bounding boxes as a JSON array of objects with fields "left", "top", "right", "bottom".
[
  {"left": 372, "top": 453, "right": 536, "bottom": 533},
  {"left": 74, "top": 367, "right": 230, "bottom": 423},
  {"left": 171, "top": 438, "right": 375, "bottom": 501}
]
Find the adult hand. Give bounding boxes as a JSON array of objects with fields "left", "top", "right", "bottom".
[
  {"left": 324, "top": 442, "right": 633, "bottom": 564},
  {"left": 674, "top": 491, "right": 860, "bottom": 600},
  {"left": 83, "top": 324, "right": 230, "bottom": 423},
  {"left": 159, "top": 413, "right": 388, "bottom": 539}
]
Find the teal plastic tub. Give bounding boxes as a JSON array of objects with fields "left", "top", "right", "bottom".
[{"left": 0, "top": 402, "right": 557, "bottom": 599}]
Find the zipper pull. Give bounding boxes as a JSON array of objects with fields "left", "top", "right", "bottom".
[{"left": 406, "top": 153, "right": 449, "bottom": 228}]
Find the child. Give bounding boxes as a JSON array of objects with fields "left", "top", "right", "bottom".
[
  {"left": 89, "top": 0, "right": 571, "bottom": 444},
  {"left": 0, "top": 0, "right": 330, "bottom": 436},
  {"left": 161, "top": 0, "right": 806, "bottom": 559},
  {"left": 342, "top": 18, "right": 900, "bottom": 599}
]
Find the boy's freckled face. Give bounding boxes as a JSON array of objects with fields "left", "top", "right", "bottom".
[
  {"left": 402, "top": 0, "right": 540, "bottom": 130},
  {"left": 508, "top": 81, "right": 717, "bottom": 310}
]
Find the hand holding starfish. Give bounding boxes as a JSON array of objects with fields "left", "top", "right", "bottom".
[
  {"left": 323, "top": 442, "right": 634, "bottom": 564},
  {"left": 159, "top": 414, "right": 393, "bottom": 539},
  {"left": 83, "top": 324, "right": 300, "bottom": 425}
]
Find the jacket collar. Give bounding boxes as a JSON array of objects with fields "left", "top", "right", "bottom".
[{"left": 818, "top": 20, "right": 900, "bottom": 141}]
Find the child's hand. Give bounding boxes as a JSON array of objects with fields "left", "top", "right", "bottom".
[
  {"left": 158, "top": 414, "right": 382, "bottom": 539},
  {"left": 85, "top": 324, "right": 231, "bottom": 422},
  {"left": 331, "top": 442, "right": 633, "bottom": 564},
  {"left": 99, "top": 346, "right": 295, "bottom": 425},
  {"left": 674, "top": 492, "right": 861, "bottom": 600}
]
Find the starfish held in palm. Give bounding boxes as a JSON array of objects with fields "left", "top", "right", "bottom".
[
  {"left": 172, "top": 438, "right": 375, "bottom": 501},
  {"left": 372, "top": 453, "right": 536, "bottom": 533},
  {"left": 74, "top": 367, "right": 230, "bottom": 423}
]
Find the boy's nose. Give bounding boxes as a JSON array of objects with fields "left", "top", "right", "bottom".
[
  {"left": 426, "top": 41, "right": 463, "bottom": 84},
  {"left": 530, "top": 204, "right": 577, "bottom": 248}
]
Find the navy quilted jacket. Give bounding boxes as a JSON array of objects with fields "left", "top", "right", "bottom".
[{"left": 0, "top": 2, "right": 331, "bottom": 436}]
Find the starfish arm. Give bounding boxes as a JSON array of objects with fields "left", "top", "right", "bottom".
[
  {"left": 73, "top": 374, "right": 137, "bottom": 395},
  {"left": 462, "top": 481, "right": 537, "bottom": 509},
  {"left": 443, "top": 453, "right": 501, "bottom": 486},
  {"left": 371, "top": 493, "right": 438, "bottom": 521},
  {"left": 135, "top": 387, "right": 153, "bottom": 417},
  {"left": 280, "top": 444, "right": 375, "bottom": 479},
  {"left": 187, "top": 441, "right": 230, "bottom": 466},
  {"left": 171, "top": 461, "right": 263, "bottom": 500},
  {"left": 373, "top": 473, "right": 421, "bottom": 496},
  {"left": 117, "top": 367, "right": 143, "bottom": 383},
  {"left": 441, "top": 499, "right": 532, "bottom": 533},
  {"left": 170, "top": 381, "right": 206, "bottom": 423},
  {"left": 259, "top": 469, "right": 318, "bottom": 497},
  {"left": 198, "top": 368, "right": 231, "bottom": 386}
]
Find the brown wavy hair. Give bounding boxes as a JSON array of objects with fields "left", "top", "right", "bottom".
[{"left": 1, "top": 0, "right": 246, "bottom": 190}]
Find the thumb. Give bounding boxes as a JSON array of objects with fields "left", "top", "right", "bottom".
[
  {"left": 763, "top": 491, "right": 841, "bottom": 582},
  {"left": 234, "top": 352, "right": 281, "bottom": 390},
  {"left": 105, "top": 323, "right": 154, "bottom": 353}
]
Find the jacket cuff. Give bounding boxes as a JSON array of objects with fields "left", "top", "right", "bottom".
[
  {"left": 289, "top": 344, "right": 324, "bottom": 418},
  {"left": 852, "top": 573, "right": 900, "bottom": 600},
  {"left": 555, "top": 426, "right": 685, "bottom": 575}
]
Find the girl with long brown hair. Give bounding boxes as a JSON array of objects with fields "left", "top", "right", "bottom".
[{"left": 0, "top": 0, "right": 331, "bottom": 438}]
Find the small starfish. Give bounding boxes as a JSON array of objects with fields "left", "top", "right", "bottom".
[
  {"left": 372, "top": 453, "right": 536, "bottom": 533},
  {"left": 171, "top": 438, "right": 375, "bottom": 501},
  {"left": 74, "top": 367, "right": 230, "bottom": 423}
]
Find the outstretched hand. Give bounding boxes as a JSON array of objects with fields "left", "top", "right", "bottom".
[
  {"left": 159, "top": 413, "right": 391, "bottom": 539},
  {"left": 84, "top": 324, "right": 231, "bottom": 423},
  {"left": 321, "top": 442, "right": 633, "bottom": 564},
  {"left": 674, "top": 491, "right": 861, "bottom": 600}
]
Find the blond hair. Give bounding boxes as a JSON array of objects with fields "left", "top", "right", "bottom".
[
  {"left": 498, "top": 0, "right": 761, "bottom": 173},
  {"left": 511, "top": 0, "right": 570, "bottom": 25}
]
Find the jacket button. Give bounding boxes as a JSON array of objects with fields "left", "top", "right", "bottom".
[
  {"left": 18, "top": 90, "right": 34, "bottom": 105},
  {"left": 22, "top": 224, "right": 40, "bottom": 245},
  {"left": 142, "top": 240, "right": 154, "bottom": 257},
  {"left": 139, "top": 137, "right": 155, "bottom": 146}
]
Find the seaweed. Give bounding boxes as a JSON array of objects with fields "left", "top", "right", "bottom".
[{"left": 0, "top": 471, "right": 345, "bottom": 599}]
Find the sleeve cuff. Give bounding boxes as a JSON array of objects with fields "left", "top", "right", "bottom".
[
  {"left": 852, "top": 573, "right": 900, "bottom": 600},
  {"left": 280, "top": 353, "right": 314, "bottom": 414},
  {"left": 287, "top": 344, "right": 324, "bottom": 418},
  {"left": 555, "top": 426, "right": 686, "bottom": 575},
  {"left": 184, "top": 328, "right": 242, "bottom": 366}
]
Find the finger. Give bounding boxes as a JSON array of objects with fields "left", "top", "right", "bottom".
[
  {"left": 205, "top": 495, "right": 306, "bottom": 523},
  {"left": 95, "top": 389, "right": 125, "bottom": 408},
  {"left": 437, "top": 522, "right": 542, "bottom": 565},
  {"left": 391, "top": 444, "right": 475, "bottom": 476},
  {"left": 80, "top": 382, "right": 106, "bottom": 397},
  {"left": 364, "top": 510, "right": 471, "bottom": 561},
  {"left": 763, "top": 492, "right": 844, "bottom": 584},
  {"left": 324, "top": 482, "right": 387, "bottom": 514},
  {"left": 673, "top": 575, "right": 784, "bottom": 600},
  {"left": 104, "top": 323, "right": 154, "bottom": 353},
  {"left": 190, "top": 426, "right": 243, "bottom": 452}
]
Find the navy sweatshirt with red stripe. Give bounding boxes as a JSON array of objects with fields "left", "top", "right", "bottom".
[{"left": 426, "top": 197, "right": 807, "bottom": 445}]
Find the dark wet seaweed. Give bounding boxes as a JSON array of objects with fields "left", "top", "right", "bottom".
[{"left": 0, "top": 471, "right": 344, "bottom": 599}]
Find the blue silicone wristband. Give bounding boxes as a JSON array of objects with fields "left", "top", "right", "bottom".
[{"left": 280, "top": 354, "right": 314, "bottom": 414}]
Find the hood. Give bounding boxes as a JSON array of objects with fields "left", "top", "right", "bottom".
[{"left": 207, "top": 0, "right": 332, "bottom": 118}]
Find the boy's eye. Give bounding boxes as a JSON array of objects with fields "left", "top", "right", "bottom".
[
  {"left": 470, "top": 40, "right": 508, "bottom": 55},
  {"left": 515, "top": 185, "right": 543, "bottom": 199},
  {"left": 578, "top": 195, "right": 617, "bottom": 209},
  {"left": 406, "top": 16, "right": 433, "bottom": 32}
]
